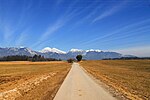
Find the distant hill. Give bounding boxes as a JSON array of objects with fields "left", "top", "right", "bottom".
[{"left": 0, "top": 47, "right": 136, "bottom": 60}]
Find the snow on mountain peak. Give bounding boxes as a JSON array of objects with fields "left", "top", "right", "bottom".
[
  {"left": 86, "top": 49, "right": 102, "bottom": 52},
  {"left": 24, "top": 48, "right": 37, "bottom": 55},
  {"left": 19, "top": 46, "right": 25, "bottom": 48},
  {"left": 70, "top": 49, "right": 84, "bottom": 52},
  {"left": 34, "top": 47, "right": 102, "bottom": 54},
  {"left": 40, "top": 47, "right": 66, "bottom": 54}
]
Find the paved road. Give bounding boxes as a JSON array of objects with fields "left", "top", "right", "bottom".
[{"left": 54, "top": 63, "right": 116, "bottom": 100}]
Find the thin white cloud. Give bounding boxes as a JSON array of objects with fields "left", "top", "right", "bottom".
[
  {"left": 31, "top": 21, "right": 64, "bottom": 48},
  {"left": 91, "top": 25, "right": 150, "bottom": 44},
  {"left": 65, "top": 1, "right": 127, "bottom": 32},
  {"left": 62, "top": 1, "right": 104, "bottom": 32},
  {"left": 32, "top": 0, "right": 82, "bottom": 48},
  {"left": 31, "top": 15, "right": 70, "bottom": 48},
  {"left": 113, "top": 46, "right": 150, "bottom": 57},
  {"left": 81, "top": 18, "right": 150, "bottom": 45},
  {"left": 41, "top": 19, "right": 65, "bottom": 40},
  {"left": 0, "top": 1, "right": 33, "bottom": 45},
  {"left": 3, "top": 25, "right": 12, "bottom": 40},
  {"left": 92, "top": 1, "right": 127, "bottom": 23},
  {"left": 15, "top": 31, "right": 29, "bottom": 46},
  {"left": 36, "top": 0, "right": 101, "bottom": 43}
]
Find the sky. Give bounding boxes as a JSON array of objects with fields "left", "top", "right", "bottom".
[{"left": 0, "top": 0, "right": 150, "bottom": 56}]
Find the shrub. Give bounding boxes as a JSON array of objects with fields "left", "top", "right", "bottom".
[{"left": 67, "top": 58, "right": 75, "bottom": 63}]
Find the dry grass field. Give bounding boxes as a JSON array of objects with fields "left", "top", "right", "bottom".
[
  {"left": 0, "top": 61, "right": 71, "bottom": 100},
  {"left": 80, "top": 60, "right": 150, "bottom": 100}
]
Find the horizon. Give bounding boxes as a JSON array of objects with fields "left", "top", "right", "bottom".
[
  {"left": 0, "top": 0, "right": 150, "bottom": 57},
  {"left": 0, "top": 46, "right": 150, "bottom": 57}
]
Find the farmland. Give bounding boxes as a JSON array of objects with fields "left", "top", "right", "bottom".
[
  {"left": 80, "top": 60, "right": 150, "bottom": 100},
  {"left": 0, "top": 61, "right": 71, "bottom": 100}
]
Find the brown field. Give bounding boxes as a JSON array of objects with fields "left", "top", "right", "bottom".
[
  {"left": 80, "top": 60, "right": 150, "bottom": 100},
  {"left": 0, "top": 61, "right": 71, "bottom": 100}
]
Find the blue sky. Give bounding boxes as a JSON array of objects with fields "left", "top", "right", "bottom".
[{"left": 0, "top": 0, "right": 150, "bottom": 56}]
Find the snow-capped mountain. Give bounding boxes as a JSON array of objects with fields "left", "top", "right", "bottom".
[
  {"left": 62, "top": 49, "right": 86, "bottom": 60},
  {"left": 68, "top": 49, "right": 86, "bottom": 55},
  {"left": 85, "top": 51, "right": 122, "bottom": 60},
  {"left": 40, "top": 47, "right": 66, "bottom": 54},
  {"left": 0, "top": 47, "right": 135, "bottom": 60},
  {"left": 0, "top": 47, "right": 37, "bottom": 57},
  {"left": 67, "top": 49, "right": 122, "bottom": 60}
]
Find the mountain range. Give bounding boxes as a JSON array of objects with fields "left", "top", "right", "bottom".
[{"left": 0, "top": 47, "right": 135, "bottom": 60}]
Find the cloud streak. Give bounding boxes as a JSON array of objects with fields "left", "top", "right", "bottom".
[
  {"left": 81, "top": 18, "right": 150, "bottom": 46},
  {"left": 31, "top": 11, "right": 74, "bottom": 48},
  {"left": 92, "top": 1, "right": 127, "bottom": 23},
  {"left": 0, "top": 0, "right": 33, "bottom": 46},
  {"left": 31, "top": 19, "right": 66, "bottom": 48},
  {"left": 31, "top": 0, "right": 83, "bottom": 48},
  {"left": 91, "top": 25, "right": 150, "bottom": 45},
  {"left": 41, "top": 19, "right": 65, "bottom": 40}
]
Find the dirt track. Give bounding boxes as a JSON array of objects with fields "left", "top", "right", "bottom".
[{"left": 54, "top": 63, "right": 116, "bottom": 100}]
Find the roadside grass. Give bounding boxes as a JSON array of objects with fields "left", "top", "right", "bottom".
[
  {"left": 80, "top": 60, "right": 150, "bottom": 100},
  {"left": 0, "top": 61, "right": 71, "bottom": 100}
]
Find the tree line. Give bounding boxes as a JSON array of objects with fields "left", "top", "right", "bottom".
[{"left": 0, "top": 55, "right": 61, "bottom": 62}]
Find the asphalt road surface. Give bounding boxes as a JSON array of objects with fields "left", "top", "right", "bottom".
[{"left": 54, "top": 63, "right": 116, "bottom": 100}]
